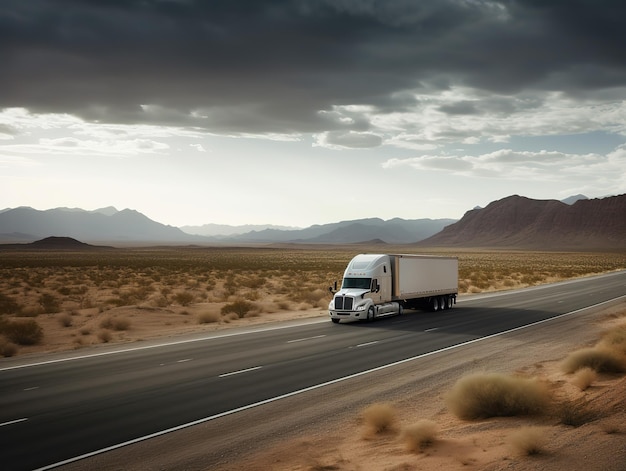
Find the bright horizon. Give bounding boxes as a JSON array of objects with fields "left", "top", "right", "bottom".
[{"left": 2, "top": 2, "right": 625, "bottom": 228}]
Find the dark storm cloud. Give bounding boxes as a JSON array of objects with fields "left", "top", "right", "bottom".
[{"left": 2, "top": 0, "right": 626, "bottom": 133}]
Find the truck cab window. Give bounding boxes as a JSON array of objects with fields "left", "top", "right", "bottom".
[{"left": 342, "top": 278, "right": 372, "bottom": 290}]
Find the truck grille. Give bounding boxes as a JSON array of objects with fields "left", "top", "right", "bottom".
[{"left": 334, "top": 295, "right": 353, "bottom": 311}]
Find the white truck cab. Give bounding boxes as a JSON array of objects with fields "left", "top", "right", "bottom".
[{"left": 328, "top": 254, "right": 400, "bottom": 323}]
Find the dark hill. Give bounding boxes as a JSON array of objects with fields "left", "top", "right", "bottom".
[
  {"left": 0, "top": 236, "right": 113, "bottom": 250},
  {"left": 419, "top": 194, "right": 626, "bottom": 249}
]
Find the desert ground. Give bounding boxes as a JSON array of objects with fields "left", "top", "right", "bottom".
[{"left": 1, "top": 246, "right": 625, "bottom": 470}]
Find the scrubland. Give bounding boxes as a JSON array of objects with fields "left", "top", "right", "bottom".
[{"left": 0, "top": 246, "right": 625, "bottom": 357}]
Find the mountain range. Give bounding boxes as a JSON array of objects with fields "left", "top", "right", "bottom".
[
  {"left": 1, "top": 193, "right": 624, "bottom": 248},
  {"left": 420, "top": 194, "right": 626, "bottom": 249},
  {"left": 0, "top": 207, "right": 454, "bottom": 245}
]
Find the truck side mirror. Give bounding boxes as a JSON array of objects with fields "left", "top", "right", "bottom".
[{"left": 329, "top": 281, "right": 337, "bottom": 294}]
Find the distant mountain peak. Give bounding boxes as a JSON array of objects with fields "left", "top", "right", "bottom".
[
  {"left": 92, "top": 206, "right": 119, "bottom": 216},
  {"left": 561, "top": 194, "right": 588, "bottom": 205}
]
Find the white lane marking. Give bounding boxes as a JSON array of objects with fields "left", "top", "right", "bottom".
[
  {"left": 287, "top": 335, "right": 326, "bottom": 343},
  {"left": 218, "top": 366, "right": 262, "bottom": 378},
  {"left": 0, "top": 418, "right": 28, "bottom": 427},
  {"left": 32, "top": 295, "right": 626, "bottom": 471},
  {"left": 424, "top": 328, "right": 439, "bottom": 332},
  {"left": 356, "top": 341, "right": 379, "bottom": 347},
  {"left": 24, "top": 386, "right": 40, "bottom": 391},
  {"left": 177, "top": 359, "right": 192, "bottom": 363}
]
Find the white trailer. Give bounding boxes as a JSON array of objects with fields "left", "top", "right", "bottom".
[{"left": 328, "top": 254, "right": 458, "bottom": 323}]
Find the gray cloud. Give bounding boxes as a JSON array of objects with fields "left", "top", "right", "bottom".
[{"left": 2, "top": 0, "right": 626, "bottom": 134}]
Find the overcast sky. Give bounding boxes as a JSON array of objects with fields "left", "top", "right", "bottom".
[{"left": 2, "top": 0, "right": 626, "bottom": 228}]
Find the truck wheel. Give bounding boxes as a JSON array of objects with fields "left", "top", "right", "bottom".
[
  {"left": 367, "top": 306, "right": 375, "bottom": 321},
  {"left": 398, "top": 304, "right": 404, "bottom": 316},
  {"left": 440, "top": 296, "right": 447, "bottom": 310},
  {"left": 446, "top": 296, "right": 453, "bottom": 309},
  {"left": 331, "top": 318, "right": 340, "bottom": 324}
]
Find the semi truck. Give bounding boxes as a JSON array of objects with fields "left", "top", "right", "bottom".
[{"left": 328, "top": 253, "right": 458, "bottom": 323}]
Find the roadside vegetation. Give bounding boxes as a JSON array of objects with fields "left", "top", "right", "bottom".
[
  {"left": 350, "top": 315, "right": 626, "bottom": 469},
  {"left": 0, "top": 246, "right": 625, "bottom": 356}
]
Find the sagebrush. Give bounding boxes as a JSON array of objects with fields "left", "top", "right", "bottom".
[{"left": 446, "top": 373, "right": 550, "bottom": 420}]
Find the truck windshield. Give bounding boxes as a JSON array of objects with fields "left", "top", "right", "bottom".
[{"left": 342, "top": 278, "right": 372, "bottom": 290}]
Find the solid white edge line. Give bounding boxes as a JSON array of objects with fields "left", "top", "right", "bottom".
[
  {"left": 34, "top": 294, "right": 626, "bottom": 471},
  {"left": 0, "top": 418, "right": 28, "bottom": 427}
]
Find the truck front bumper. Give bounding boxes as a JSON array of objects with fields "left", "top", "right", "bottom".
[{"left": 329, "top": 310, "right": 364, "bottom": 321}]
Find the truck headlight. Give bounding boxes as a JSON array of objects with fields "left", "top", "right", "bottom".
[{"left": 356, "top": 304, "right": 366, "bottom": 311}]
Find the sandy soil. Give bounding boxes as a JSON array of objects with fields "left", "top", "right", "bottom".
[{"left": 5, "top": 300, "right": 626, "bottom": 471}]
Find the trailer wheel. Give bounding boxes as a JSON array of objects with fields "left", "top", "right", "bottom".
[
  {"left": 446, "top": 296, "right": 453, "bottom": 310},
  {"left": 367, "top": 306, "right": 375, "bottom": 321},
  {"left": 398, "top": 304, "right": 404, "bottom": 316},
  {"left": 440, "top": 296, "right": 450, "bottom": 311},
  {"left": 331, "top": 318, "right": 340, "bottom": 324},
  {"left": 431, "top": 297, "right": 439, "bottom": 312}
]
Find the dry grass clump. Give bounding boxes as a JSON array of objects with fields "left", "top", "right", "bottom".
[
  {"left": 402, "top": 419, "right": 438, "bottom": 452},
  {"left": 58, "top": 313, "right": 73, "bottom": 327},
  {"left": 446, "top": 373, "right": 550, "bottom": 420},
  {"left": 361, "top": 403, "right": 397, "bottom": 436},
  {"left": 597, "top": 324, "right": 626, "bottom": 355},
  {"left": 558, "top": 398, "right": 599, "bottom": 427},
  {"left": 98, "top": 330, "right": 112, "bottom": 343},
  {"left": 571, "top": 367, "right": 598, "bottom": 391},
  {"left": 100, "top": 316, "right": 131, "bottom": 331},
  {"left": 561, "top": 347, "right": 626, "bottom": 374},
  {"left": 197, "top": 311, "right": 221, "bottom": 324},
  {"left": 0, "top": 338, "right": 18, "bottom": 357},
  {"left": 508, "top": 426, "right": 546, "bottom": 456}
]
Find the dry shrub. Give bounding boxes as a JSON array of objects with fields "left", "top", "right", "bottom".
[
  {"left": 98, "top": 330, "right": 112, "bottom": 343},
  {"left": 402, "top": 419, "right": 438, "bottom": 452},
  {"left": 173, "top": 292, "right": 195, "bottom": 306},
  {"left": 0, "top": 339, "right": 18, "bottom": 357},
  {"left": 598, "top": 324, "right": 626, "bottom": 355},
  {"left": 446, "top": 373, "right": 550, "bottom": 420},
  {"left": 362, "top": 403, "right": 397, "bottom": 435},
  {"left": 561, "top": 347, "right": 626, "bottom": 374},
  {"left": 58, "top": 313, "right": 73, "bottom": 327},
  {"left": 558, "top": 398, "right": 598, "bottom": 427},
  {"left": 198, "top": 311, "right": 221, "bottom": 324},
  {"left": 100, "top": 317, "right": 131, "bottom": 331},
  {"left": 571, "top": 367, "right": 598, "bottom": 391},
  {"left": 221, "top": 299, "right": 254, "bottom": 318},
  {"left": 509, "top": 426, "right": 546, "bottom": 456},
  {"left": 0, "top": 318, "right": 43, "bottom": 345},
  {"left": 0, "top": 292, "right": 22, "bottom": 315}
]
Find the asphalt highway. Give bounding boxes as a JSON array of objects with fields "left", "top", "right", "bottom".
[{"left": 1, "top": 271, "right": 625, "bottom": 470}]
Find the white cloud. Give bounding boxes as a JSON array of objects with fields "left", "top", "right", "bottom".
[{"left": 382, "top": 148, "right": 621, "bottom": 187}]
